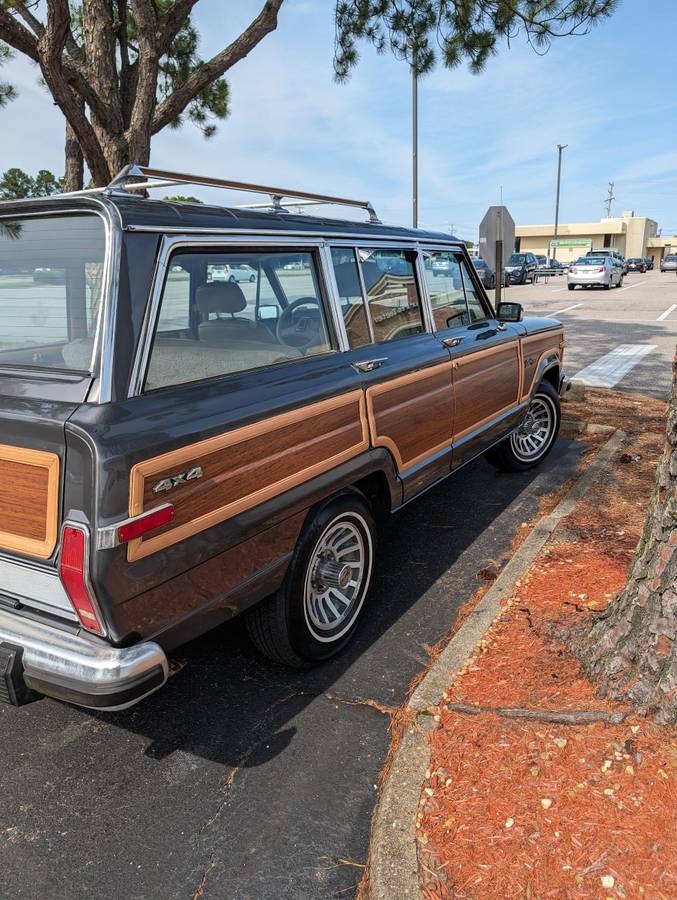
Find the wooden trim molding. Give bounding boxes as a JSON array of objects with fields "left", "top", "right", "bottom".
[
  {"left": 520, "top": 330, "right": 564, "bottom": 401},
  {"left": 365, "top": 361, "right": 455, "bottom": 474},
  {"left": 0, "top": 444, "right": 60, "bottom": 560},
  {"left": 127, "top": 391, "right": 369, "bottom": 561}
]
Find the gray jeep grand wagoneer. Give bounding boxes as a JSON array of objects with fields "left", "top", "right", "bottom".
[{"left": 0, "top": 166, "right": 567, "bottom": 710}]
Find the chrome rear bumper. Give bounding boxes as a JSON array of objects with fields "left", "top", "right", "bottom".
[{"left": 0, "top": 607, "right": 168, "bottom": 710}]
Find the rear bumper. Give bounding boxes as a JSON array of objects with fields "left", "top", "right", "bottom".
[
  {"left": 568, "top": 273, "right": 606, "bottom": 285},
  {"left": 0, "top": 608, "right": 168, "bottom": 711}
]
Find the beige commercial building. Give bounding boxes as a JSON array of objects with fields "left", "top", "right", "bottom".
[{"left": 514, "top": 212, "right": 670, "bottom": 265}]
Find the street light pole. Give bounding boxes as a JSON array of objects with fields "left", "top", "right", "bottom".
[
  {"left": 553, "top": 143, "right": 568, "bottom": 259},
  {"left": 412, "top": 59, "right": 418, "bottom": 229}
]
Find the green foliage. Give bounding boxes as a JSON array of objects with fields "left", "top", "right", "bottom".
[
  {"left": 333, "top": 0, "right": 619, "bottom": 79},
  {"left": 0, "top": 41, "right": 16, "bottom": 109},
  {"left": 162, "top": 194, "right": 203, "bottom": 203},
  {"left": 0, "top": 168, "right": 63, "bottom": 200},
  {"left": 157, "top": 13, "right": 229, "bottom": 137}
]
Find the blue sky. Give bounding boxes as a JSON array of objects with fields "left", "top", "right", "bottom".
[{"left": 2, "top": 0, "right": 677, "bottom": 240}]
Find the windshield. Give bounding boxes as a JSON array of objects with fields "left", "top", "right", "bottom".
[
  {"left": 472, "top": 259, "right": 487, "bottom": 267},
  {"left": 0, "top": 213, "right": 106, "bottom": 371},
  {"left": 665, "top": 256, "right": 677, "bottom": 262},
  {"left": 507, "top": 254, "right": 526, "bottom": 264}
]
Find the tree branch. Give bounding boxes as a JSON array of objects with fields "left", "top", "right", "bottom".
[
  {"left": 157, "top": 0, "right": 199, "bottom": 55},
  {"left": 151, "top": 0, "right": 284, "bottom": 135},
  {"left": 37, "top": 0, "right": 110, "bottom": 185}
]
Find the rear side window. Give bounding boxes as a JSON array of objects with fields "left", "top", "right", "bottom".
[
  {"left": 0, "top": 213, "right": 106, "bottom": 371},
  {"left": 145, "top": 248, "right": 333, "bottom": 391}
]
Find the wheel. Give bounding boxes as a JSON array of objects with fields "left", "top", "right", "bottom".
[
  {"left": 249, "top": 274, "right": 256, "bottom": 282},
  {"left": 520, "top": 271, "right": 527, "bottom": 285},
  {"left": 568, "top": 284, "right": 574, "bottom": 291},
  {"left": 485, "top": 380, "right": 560, "bottom": 473},
  {"left": 228, "top": 275, "right": 236, "bottom": 283},
  {"left": 617, "top": 275, "right": 624, "bottom": 288},
  {"left": 246, "top": 493, "right": 376, "bottom": 667},
  {"left": 604, "top": 280, "right": 612, "bottom": 290},
  {"left": 490, "top": 275, "right": 495, "bottom": 289}
]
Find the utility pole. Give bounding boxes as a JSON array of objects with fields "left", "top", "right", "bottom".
[
  {"left": 604, "top": 182, "right": 615, "bottom": 217},
  {"left": 412, "top": 56, "right": 418, "bottom": 229},
  {"left": 552, "top": 143, "right": 568, "bottom": 259}
]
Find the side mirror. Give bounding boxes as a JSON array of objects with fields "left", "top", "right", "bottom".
[{"left": 497, "top": 302, "right": 523, "bottom": 323}]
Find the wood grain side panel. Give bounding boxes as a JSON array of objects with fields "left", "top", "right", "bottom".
[
  {"left": 366, "top": 362, "right": 454, "bottom": 472},
  {"left": 520, "top": 330, "right": 564, "bottom": 400},
  {"left": 453, "top": 342, "right": 521, "bottom": 440},
  {"left": 128, "top": 391, "right": 369, "bottom": 562},
  {"left": 0, "top": 444, "right": 59, "bottom": 559}
]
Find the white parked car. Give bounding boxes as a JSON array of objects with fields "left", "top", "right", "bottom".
[
  {"left": 567, "top": 255, "right": 623, "bottom": 291},
  {"left": 211, "top": 264, "right": 256, "bottom": 283}
]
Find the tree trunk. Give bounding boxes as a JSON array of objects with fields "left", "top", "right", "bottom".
[
  {"left": 573, "top": 350, "right": 677, "bottom": 723},
  {"left": 64, "top": 116, "right": 84, "bottom": 192}
]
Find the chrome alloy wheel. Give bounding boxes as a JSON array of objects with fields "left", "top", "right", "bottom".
[
  {"left": 510, "top": 395, "right": 557, "bottom": 462},
  {"left": 303, "top": 513, "right": 372, "bottom": 643}
]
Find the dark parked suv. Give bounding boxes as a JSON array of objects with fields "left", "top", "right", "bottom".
[
  {"left": 0, "top": 166, "right": 567, "bottom": 710},
  {"left": 504, "top": 252, "right": 538, "bottom": 284}
]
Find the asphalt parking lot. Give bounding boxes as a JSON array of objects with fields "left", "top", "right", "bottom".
[
  {"left": 0, "top": 441, "right": 583, "bottom": 900},
  {"left": 489, "top": 268, "right": 676, "bottom": 399}
]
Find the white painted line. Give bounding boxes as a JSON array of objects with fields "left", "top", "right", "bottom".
[
  {"left": 574, "top": 344, "right": 656, "bottom": 388},
  {"left": 617, "top": 279, "right": 648, "bottom": 292},
  {"left": 549, "top": 302, "right": 583, "bottom": 317},
  {"left": 552, "top": 287, "right": 567, "bottom": 293},
  {"left": 657, "top": 303, "right": 677, "bottom": 321}
]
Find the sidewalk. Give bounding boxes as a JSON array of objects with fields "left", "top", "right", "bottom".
[{"left": 371, "top": 389, "right": 676, "bottom": 899}]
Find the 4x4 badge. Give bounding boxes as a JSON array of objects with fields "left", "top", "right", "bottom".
[{"left": 152, "top": 466, "right": 203, "bottom": 494}]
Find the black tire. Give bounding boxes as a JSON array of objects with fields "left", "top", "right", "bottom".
[
  {"left": 604, "top": 281, "right": 611, "bottom": 290},
  {"left": 490, "top": 276, "right": 495, "bottom": 290},
  {"left": 485, "top": 380, "right": 561, "bottom": 473},
  {"left": 246, "top": 492, "right": 376, "bottom": 667},
  {"left": 520, "top": 271, "right": 527, "bottom": 285},
  {"left": 249, "top": 274, "right": 256, "bottom": 282},
  {"left": 228, "top": 275, "right": 236, "bottom": 283},
  {"left": 568, "top": 284, "right": 574, "bottom": 291}
]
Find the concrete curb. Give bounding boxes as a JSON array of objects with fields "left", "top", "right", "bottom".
[{"left": 368, "top": 429, "right": 627, "bottom": 900}]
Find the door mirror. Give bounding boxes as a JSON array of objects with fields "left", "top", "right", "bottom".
[{"left": 497, "top": 302, "right": 523, "bottom": 323}]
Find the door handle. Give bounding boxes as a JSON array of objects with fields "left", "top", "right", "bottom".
[
  {"left": 496, "top": 322, "right": 507, "bottom": 331},
  {"left": 442, "top": 336, "right": 463, "bottom": 348},
  {"left": 352, "top": 357, "right": 388, "bottom": 373}
]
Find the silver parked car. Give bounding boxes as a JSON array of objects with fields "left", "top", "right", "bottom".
[
  {"left": 660, "top": 254, "right": 677, "bottom": 273},
  {"left": 567, "top": 255, "right": 623, "bottom": 291}
]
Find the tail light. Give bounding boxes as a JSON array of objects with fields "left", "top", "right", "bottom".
[
  {"left": 59, "top": 524, "right": 105, "bottom": 636},
  {"left": 598, "top": 267, "right": 605, "bottom": 272}
]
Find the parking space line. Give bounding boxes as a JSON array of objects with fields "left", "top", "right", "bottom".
[
  {"left": 617, "top": 279, "right": 648, "bottom": 292},
  {"left": 573, "top": 344, "right": 656, "bottom": 388},
  {"left": 657, "top": 303, "right": 677, "bottom": 321},
  {"left": 548, "top": 302, "right": 583, "bottom": 317},
  {"left": 552, "top": 287, "right": 567, "bottom": 293}
]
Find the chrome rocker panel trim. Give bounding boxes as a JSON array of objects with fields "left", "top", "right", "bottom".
[{"left": 0, "top": 607, "right": 168, "bottom": 711}]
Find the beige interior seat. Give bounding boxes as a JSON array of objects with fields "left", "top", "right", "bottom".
[{"left": 196, "top": 281, "right": 274, "bottom": 345}]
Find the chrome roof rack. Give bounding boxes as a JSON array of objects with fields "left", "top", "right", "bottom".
[{"left": 107, "top": 165, "right": 381, "bottom": 223}]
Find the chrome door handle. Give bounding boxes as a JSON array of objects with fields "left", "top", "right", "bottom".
[
  {"left": 352, "top": 357, "right": 388, "bottom": 373},
  {"left": 497, "top": 322, "right": 507, "bottom": 331},
  {"left": 442, "top": 336, "right": 463, "bottom": 348}
]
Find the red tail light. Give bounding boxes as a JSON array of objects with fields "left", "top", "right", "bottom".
[
  {"left": 598, "top": 267, "right": 605, "bottom": 273},
  {"left": 59, "top": 525, "right": 105, "bottom": 636}
]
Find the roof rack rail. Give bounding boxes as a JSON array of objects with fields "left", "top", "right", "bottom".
[{"left": 107, "top": 165, "right": 381, "bottom": 223}]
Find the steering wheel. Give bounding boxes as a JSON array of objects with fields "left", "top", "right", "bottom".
[{"left": 276, "top": 297, "right": 323, "bottom": 350}]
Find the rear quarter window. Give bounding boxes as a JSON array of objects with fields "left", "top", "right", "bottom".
[{"left": 0, "top": 213, "right": 106, "bottom": 371}]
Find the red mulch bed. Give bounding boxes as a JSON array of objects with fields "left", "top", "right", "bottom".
[{"left": 417, "top": 392, "right": 677, "bottom": 899}]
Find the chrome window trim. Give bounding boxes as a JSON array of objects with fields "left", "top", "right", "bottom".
[
  {"left": 124, "top": 223, "right": 466, "bottom": 248},
  {"left": 0, "top": 202, "right": 119, "bottom": 400},
  {"left": 319, "top": 245, "right": 349, "bottom": 352},
  {"left": 128, "top": 234, "right": 331, "bottom": 398},
  {"left": 414, "top": 250, "right": 435, "bottom": 334}
]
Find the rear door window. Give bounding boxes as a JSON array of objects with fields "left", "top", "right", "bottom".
[
  {"left": 0, "top": 213, "right": 106, "bottom": 371},
  {"left": 145, "top": 248, "right": 333, "bottom": 391},
  {"left": 358, "top": 248, "right": 424, "bottom": 343}
]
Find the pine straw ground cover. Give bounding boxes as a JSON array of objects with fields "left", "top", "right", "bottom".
[{"left": 416, "top": 391, "right": 677, "bottom": 899}]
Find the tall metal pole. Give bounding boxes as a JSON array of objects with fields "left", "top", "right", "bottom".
[
  {"left": 553, "top": 143, "right": 568, "bottom": 259},
  {"left": 412, "top": 60, "right": 418, "bottom": 229}
]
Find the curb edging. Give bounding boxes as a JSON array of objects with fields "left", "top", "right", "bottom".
[{"left": 368, "top": 429, "right": 626, "bottom": 900}]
